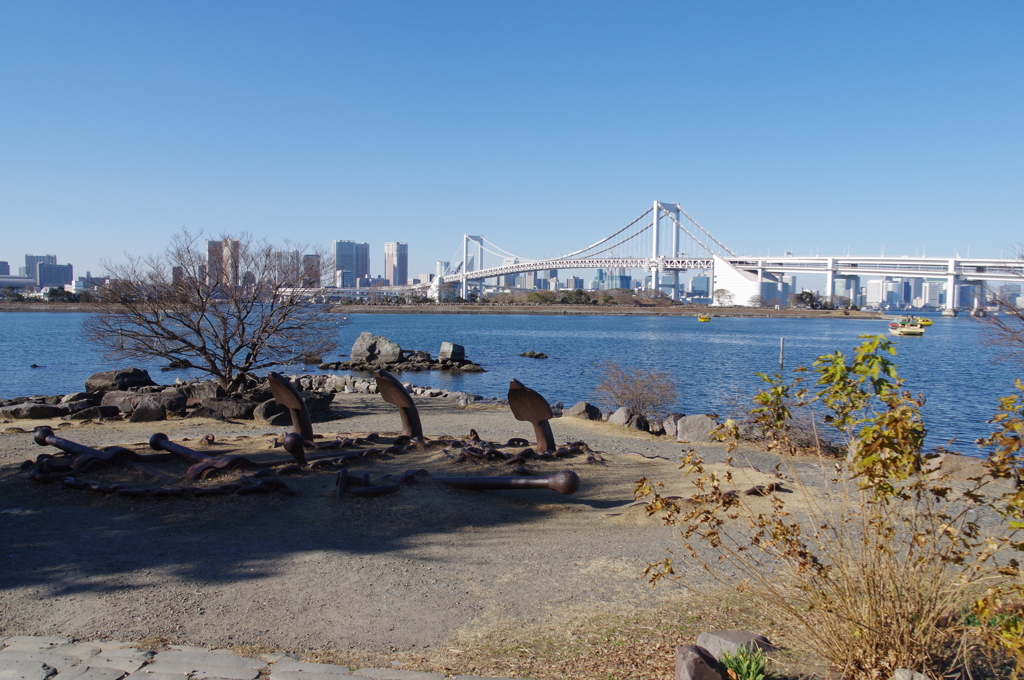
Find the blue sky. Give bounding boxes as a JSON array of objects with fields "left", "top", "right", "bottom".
[{"left": 1, "top": 1, "right": 1021, "bottom": 280}]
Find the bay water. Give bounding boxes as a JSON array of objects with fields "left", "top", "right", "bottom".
[{"left": 0, "top": 311, "right": 1018, "bottom": 453}]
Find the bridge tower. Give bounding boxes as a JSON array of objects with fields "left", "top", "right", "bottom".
[
  {"left": 652, "top": 201, "right": 683, "bottom": 300},
  {"left": 461, "top": 235, "right": 483, "bottom": 300}
]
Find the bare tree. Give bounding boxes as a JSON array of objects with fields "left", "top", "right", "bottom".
[
  {"left": 713, "top": 288, "right": 734, "bottom": 306},
  {"left": 84, "top": 229, "right": 340, "bottom": 394},
  {"left": 593, "top": 362, "right": 677, "bottom": 419}
]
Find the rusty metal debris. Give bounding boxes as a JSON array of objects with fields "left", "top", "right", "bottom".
[
  {"left": 435, "top": 469, "right": 580, "bottom": 495},
  {"left": 25, "top": 422, "right": 589, "bottom": 505},
  {"left": 374, "top": 370, "right": 424, "bottom": 441},
  {"left": 507, "top": 379, "right": 556, "bottom": 452}
]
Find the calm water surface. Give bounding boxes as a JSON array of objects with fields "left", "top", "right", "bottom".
[{"left": 0, "top": 311, "right": 1018, "bottom": 453}]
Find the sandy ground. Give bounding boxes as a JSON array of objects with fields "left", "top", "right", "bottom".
[{"left": 0, "top": 394, "right": 808, "bottom": 663}]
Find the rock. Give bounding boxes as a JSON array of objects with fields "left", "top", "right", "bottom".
[
  {"left": 608, "top": 407, "right": 648, "bottom": 430},
  {"left": 64, "top": 405, "right": 121, "bottom": 420},
  {"left": 194, "top": 398, "right": 257, "bottom": 420},
  {"left": 61, "top": 392, "right": 98, "bottom": 405},
  {"left": 438, "top": 342, "right": 465, "bottom": 361},
  {"left": 0, "top": 403, "right": 70, "bottom": 419},
  {"left": 62, "top": 399, "right": 100, "bottom": 414},
  {"left": 84, "top": 367, "right": 156, "bottom": 392},
  {"left": 459, "top": 364, "right": 485, "bottom": 373},
  {"left": 303, "top": 392, "right": 335, "bottom": 415},
  {"left": 648, "top": 420, "right": 666, "bottom": 435},
  {"left": 675, "top": 644, "right": 725, "bottom": 680},
  {"left": 128, "top": 397, "right": 167, "bottom": 423},
  {"left": 254, "top": 399, "right": 288, "bottom": 423},
  {"left": 676, "top": 414, "right": 720, "bottom": 443},
  {"left": 350, "top": 332, "right": 403, "bottom": 364},
  {"left": 181, "top": 381, "right": 226, "bottom": 401},
  {"left": 298, "top": 352, "right": 322, "bottom": 364},
  {"left": 892, "top": 670, "right": 929, "bottom": 680},
  {"left": 564, "top": 401, "right": 601, "bottom": 420},
  {"left": 519, "top": 351, "right": 548, "bottom": 359},
  {"left": 695, "top": 631, "right": 776, "bottom": 661},
  {"left": 662, "top": 413, "right": 687, "bottom": 437},
  {"left": 550, "top": 401, "right": 563, "bottom": 417},
  {"left": 102, "top": 391, "right": 186, "bottom": 416}
]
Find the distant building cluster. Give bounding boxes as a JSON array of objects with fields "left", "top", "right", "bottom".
[{"left": 0, "top": 253, "right": 103, "bottom": 297}]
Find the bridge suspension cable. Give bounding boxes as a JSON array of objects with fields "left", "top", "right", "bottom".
[
  {"left": 675, "top": 208, "right": 736, "bottom": 257},
  {"left": 557, "top": 207, "right": 653, "bottom": 259},
  {"left": 576, "top": 221, "right": 653, "bottom": 259}
]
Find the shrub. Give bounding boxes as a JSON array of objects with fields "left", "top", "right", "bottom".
[
  {"left": 720, "top": 647, "right": 773, "bottom": 680},
  {"left": 637, "top": 336, "right": 1023, "bottom": 679},
  {"left": 593, "top": 362, "right": 677, "bottom": 420}
]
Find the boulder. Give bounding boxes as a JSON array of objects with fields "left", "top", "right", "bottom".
[
  {"left": 350, "top": 332, "right": 403, "bottom": 364},
  {"left": 519, "top": 351, "right": 548, "bottom": 359},
  {"left": 101, "top": 391, "right": 186, "bottom": 416},
  {"left": 62, "top": 399, "right": 101, "bottom": 414},
  {"left": 662, "top": 413, "right": 687, "bottom": 437},
  {"left": 694, "top": 631, "right": 776, "bottom": 661},
  {"left": 608, "top": 407, "right": 651, "bottom": 431},
  {"left": 64, "top": 405, "right": 121, "bottom": 420},
  {"left": 84, "top": 367, "right": 156, "bottom": 393},
  {"left": 438, "top": 342, "right": 465, "bottom": 361},
  {"left": 61, "top": 392, "right": 98, "bottom": 405},
  {"left": 254, "top": 399, "right": 288, "bottom": 423},
  {"left": 192, "top": 398, "right": 256, "bottom": 420},
  {"left": 675, "top": 644, "right": 725, "bottom": 680},
  {"left": 564, "top": 401, "right": 602, "bottom": 421},
  {"left": 181, "top": 381, "right": 226, "bottom": 401},
  {"left": 676, "top": 414, "right": 720, "bottom": 443},
  {"left": 0, "top": 403, "right": 70, "bottom": 420},
  {"left": 302, "top": 392, "right": 335, "bottom": 415},
  {"left": 128, "top": 398, "right": 167, "bottom": 423},
  {"left": 298, "top": 352, "right": 322, "bottom": 365}
]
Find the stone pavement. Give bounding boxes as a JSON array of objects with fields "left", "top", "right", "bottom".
[{"left": 0, "top": 636, "right": 530, "bottom": 680}]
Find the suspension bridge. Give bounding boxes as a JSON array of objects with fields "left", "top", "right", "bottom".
[{"left": 426, "top": 200, "right": 1024, "bottom": 310}]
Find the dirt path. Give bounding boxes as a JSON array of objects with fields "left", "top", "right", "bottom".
[{"left": 0, "top": 395, "right": 798, "bottom": 669}]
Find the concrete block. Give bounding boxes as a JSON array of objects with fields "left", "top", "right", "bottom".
[
  {"left": 143, "top": 650, "right": 262, "bottom": 680},
  {"left": 0, "top": 660, "right": 57, "bottom": 680},
  {"left": 351, "top": 670, "right": 445, "bottom": 680},
  {"left": 124, "top": 673, "right": 187, "bottom": 680},
  {"left": 0, "top": 641, "right": 73, "bottom": 653},
  {"left": 270, "top": 660, "right": 350, "bottom": 679},
  {"left": 0, "top": 653, "right": 80, "bottom": 673},
  {"left": 85, "top": 650, "right": 148, "bottom": 673},
  {"left": 53, "top": 667, "right": 127, "bottom": 680},
  {"left": 694, "top": 631, "right": 775, "bottom": 661}
]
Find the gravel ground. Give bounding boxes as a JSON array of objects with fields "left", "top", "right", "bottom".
[{"left": 0, "top": 393, "right": 805, "bottom": 667}]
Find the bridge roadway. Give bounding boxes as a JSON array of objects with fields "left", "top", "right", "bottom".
[{"left": 440, "top": 254, "right": 1024, "bottom": 308}]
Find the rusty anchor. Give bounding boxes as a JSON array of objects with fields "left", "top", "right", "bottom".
[
  {"left": 374, "top": 369, "right": 424, "bottom": 441},
  {"left": 434, "top": 469, "right": 580, "bottom": 495},
  {"left": 267, "top": 372, "right": 313, "bottom": 463},
  {"left": 507, "top": 379, "right": 556, "bottom": 452},
  {"left": 31, "top": 426, "right": 175, "bottom": 481},
  {"left": 149, "top": 432, "right": 265, "bottom": 480}
]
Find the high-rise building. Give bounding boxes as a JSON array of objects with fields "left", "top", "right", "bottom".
[
  {"left": 0, "top": 261, "right": 9, "bottom": 276},
  {"left": 206, "top": 240, "right": 239, "bottom": 287},
  {"left": 435, "top": 261, "right": 449, "bottom": 279},
  {"left": 690, "top": 275, "right": 710, "bottom": 297},
  {"left": 38, "top": 263, "right": 73, "bottom": 288},
  {"left": 384, "top": 242, "right": 408, "bottom": 286},
  {"left": 333, "top": 241, "right": 370, "bottom": 286},
  {"left": 302, "top": 254, "right": 321, "bottom": 287},
  {"left": 25, "top": 255, "right": 57, "bottom": 285}
]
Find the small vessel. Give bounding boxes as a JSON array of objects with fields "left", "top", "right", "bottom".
[
  {"left": 915, "top": 317, "right": 933, "bottom": 326},
  {"left": 697, "top": 314, "right": 711, "bottom": 322},
  {"left": 889, "top": 317, "right": 925, "bottom": 336}
]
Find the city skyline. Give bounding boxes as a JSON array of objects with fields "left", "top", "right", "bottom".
[{"left": 1, "top": 3, "right": 1021, "bottom": 278}]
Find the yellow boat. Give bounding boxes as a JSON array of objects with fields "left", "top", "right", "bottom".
[
  {"left": 915, "top": 317, "right": 933, "bottom": 326},
  {"left": 697, "top": 314, "right": 711, "bottom": 322},
  {"left": 889, "top": 317, "right": 925, "bottom": 336}
]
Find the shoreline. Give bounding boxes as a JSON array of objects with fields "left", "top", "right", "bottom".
[{"left": 0, "top": 301, "right": 886, "bottom": 319}]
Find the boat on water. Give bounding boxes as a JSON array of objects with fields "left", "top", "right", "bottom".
[
  {"left": 915, "top": 317, "right": 933, "bottom": 326},
  {"left": 889, "top": 317, "right": 926, "bottom": 336},
  {"left": 697, "top": 314, "right": 711, "bottom": 322}
]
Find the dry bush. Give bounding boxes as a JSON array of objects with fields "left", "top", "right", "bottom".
[
  {"left": 638, "top": 337, "right": 1023, "bottom": 680},
  {"left": 593, "top": 362, "right": 677, "bottom": 419}
]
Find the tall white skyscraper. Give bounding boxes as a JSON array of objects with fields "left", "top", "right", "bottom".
[{"left": 384, "top": 242, "right": 408, "bottom": 286}]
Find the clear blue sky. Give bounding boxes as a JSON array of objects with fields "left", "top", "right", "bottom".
[{"left": 1, "top": 1, "right": 1021, "bottom": 280}]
